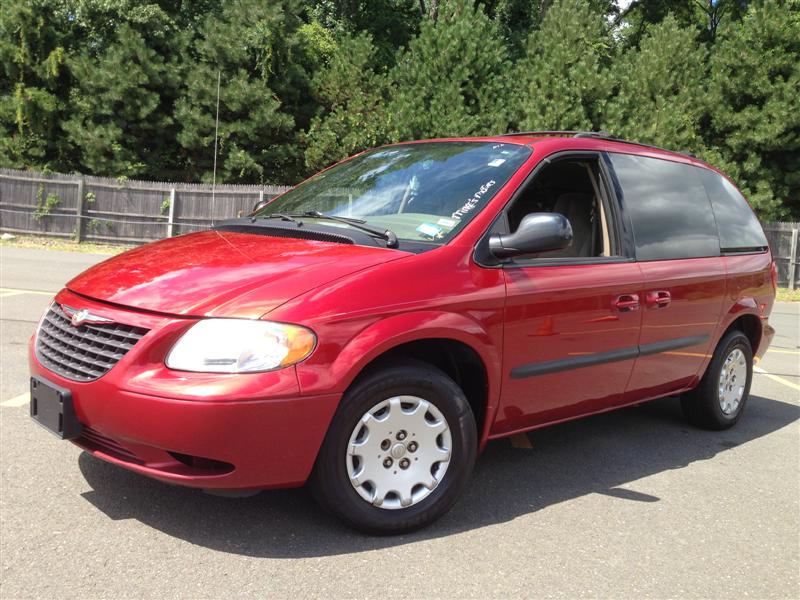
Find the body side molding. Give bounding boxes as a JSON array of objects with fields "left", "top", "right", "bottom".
[{"left": 509, "top": 335, "right": 710, "bottom": 379}]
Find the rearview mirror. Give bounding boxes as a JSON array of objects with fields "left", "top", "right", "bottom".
[{"left": 488, "top": 213, "right": 573, "bottom": 259}]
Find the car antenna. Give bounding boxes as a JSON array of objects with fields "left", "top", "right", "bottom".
[{"left": 211, "top": 69, "right": 221, "bottom": 227}]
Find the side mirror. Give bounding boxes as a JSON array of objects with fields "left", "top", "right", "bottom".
[{"left": 489, "top": 213, "right": 573, "bottom": 259}]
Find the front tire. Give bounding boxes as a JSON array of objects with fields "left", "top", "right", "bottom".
[
  {"left": 310, "top": 361, "right": 477, "bottom": 534},
  {"left": 681, "top": 329, "right": 753, "bottom": 430}
]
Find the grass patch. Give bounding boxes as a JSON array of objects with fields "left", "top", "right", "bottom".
[
  {"left": 776, "top": 287, "right": 800, "bottom": 302},
  {"left": 0, "top": 234, "right": 131, "bottom": 255}
]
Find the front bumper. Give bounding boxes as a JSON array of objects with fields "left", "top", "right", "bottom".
[{"left": 29, "top": 290, "right": 341, "bottom": 490}]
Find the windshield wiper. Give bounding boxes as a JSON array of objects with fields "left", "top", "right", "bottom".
[
  {"left": 251, "top": 212, "right": 302, "bottom": 224},
  {"left": 301, "top": 211, "right": 399, "bottom": 249}
]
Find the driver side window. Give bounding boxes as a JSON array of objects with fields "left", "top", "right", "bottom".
[{"left": 503, "top": 157, "right": 614, "bottom": 260}]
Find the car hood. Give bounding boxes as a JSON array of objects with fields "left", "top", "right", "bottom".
[{"left": 66, "top": 230, "right": 408, "bottom": 319}]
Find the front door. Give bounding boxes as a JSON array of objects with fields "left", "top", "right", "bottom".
[
  {"left": 489, "top": 153, "right": 644, "bottom": 435},
  {"left": 494, "top": 263, "right": 644, "bottom": 435}
]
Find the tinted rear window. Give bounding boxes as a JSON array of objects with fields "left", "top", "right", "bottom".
[
  {"left": 609, "top": 153, "right": 720, "bottom": 261},
  {"left": 698, "top": 169, "right": 768, "bottom": 252}
]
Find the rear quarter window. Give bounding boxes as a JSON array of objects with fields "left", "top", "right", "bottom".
[
  {"left": 608, "top": 153, "right": 720, "bottom": 261},
  {"left": 697, "top": 169, "right": 768, "bottom": 253}
]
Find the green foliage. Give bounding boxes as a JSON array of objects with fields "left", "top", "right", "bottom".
[
  {"left": 703, "top": 0, "right": 800, "bottom": 220},
  {"left": 86, "top": 218, "right": 102, "bottom": 233},
  {"left": 306, "top": 0, "right": 419, "bottom": 67},
  {"left": 386, "top": 0, "right": 512, "bottom": 140},
  {"left": 84, "top": 217, "right": 113, "bottom": 234},
  {"left": 176, "top": 0, "right": 311, "bottom": 183},
  {"left": 297, "top": 21, "right": 338, "bottom": 71},
  {"left": 33, "top": 186, "right": 59, "bottom": 221},
  {"left": 615, "top": 0, "right": 751, "bottom": 45},
  {"left": 0, "top": 0, "right": 797, "bottom": 218},
  {"left": 64, "top": 24, "right": 180, "bottom": 177},
  {"left": 0, "top": 1, "right": 73, "bottom": 170},
  {"left": 160, "top": 198, "right": 171, "bottom": 215},
  {"left": 603, "top": 15, "right": 708, "bottom": 151},
  {"left": 304, "top": 33, "right": 391, "bottom": 170},
  {"left": 515, "top": 0, "right": 613, "bottom": 131}
]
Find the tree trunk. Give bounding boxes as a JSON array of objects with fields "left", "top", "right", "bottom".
[{"left": 419, "top": 0, "right": 439, "bottom": 22}]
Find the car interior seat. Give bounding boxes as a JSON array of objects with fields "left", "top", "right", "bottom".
[{"left": 547, "top": 192, "right": 596, "bottom": 257}]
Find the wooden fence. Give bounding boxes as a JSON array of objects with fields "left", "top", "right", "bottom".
[
  {"left": 0, "top": 167, "right": 290, "bottom": 244},
  {"left": 763, "top": 221, "right": 799, "bottom": 290},
  {"left": 1, "top": 167, "right": 798, "bottom": 287}
]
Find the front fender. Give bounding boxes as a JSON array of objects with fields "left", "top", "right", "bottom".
[
  {"left": 337, "top": 310, "right": 499, "bottom": 390},
  {"left": 294, "top": 310, "right": 503, "bottom": 447}
]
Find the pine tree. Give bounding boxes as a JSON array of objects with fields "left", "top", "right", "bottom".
[
  {"left": 386, "top": 0, "right": 512, "bottom": 141},
  {"left": 64, "top": 24, "right": 180, "bottom": 178},
  {"left": 304, "top": 33, "right": 391, "bottom": 171},
  {"left": 703, "top": 0, "right": 800, "bottom": 220},
  {"left": 175, "top": 0, "right": 312, "bottom": 184},
  {"left": 602, "top": 14, "right": 708, "bottom": 151},
  {"left": 515, "top": 0, "right": 613, "bottom": 132}
]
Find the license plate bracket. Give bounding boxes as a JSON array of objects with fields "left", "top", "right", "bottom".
[{"left": 30, "top": 376, "right": 83, "bottom": 439}]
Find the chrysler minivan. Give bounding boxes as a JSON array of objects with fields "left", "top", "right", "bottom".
[{"left": 30, "top": 132, "right": 776, "bottom": 533}]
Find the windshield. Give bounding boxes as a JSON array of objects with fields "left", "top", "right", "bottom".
[{"left": 255, "top": 142, "right": 532, "bottom": 244}]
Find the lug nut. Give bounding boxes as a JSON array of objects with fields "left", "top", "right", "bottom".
[
  {"left": 397, "top": 430, "right": 407, "bottom": 441},
  {"left": 399, "top": 458, "right": 410, "bottom": 469},
  {"left": 407, "top": 441, "right": 418, "bottom": 452},
  {"left": 380, "top": 439, "right": 390, "bottom": 451},
  {"left": 383, "top": 457, "right": 393, "bottom": 468}
]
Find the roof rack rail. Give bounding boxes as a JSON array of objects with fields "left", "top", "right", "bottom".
[
  {"left": 571, "top": 131, "right": 696, "bottom": 157},
  {"left": 572, "top": 131, "right": 619, "bottom": 140},
  {"left": 500, "top": 131, "right": 585, "bottom": 137},
  {"left": 498, "top": 130, "right": 696, "bottom": 158}
]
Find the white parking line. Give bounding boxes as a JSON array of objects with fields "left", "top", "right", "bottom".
[
  {"left": 754, "top": 366, "right": 800, "bottom": 393},
  {"left": 0, "top": 393, "right": 30, "bottom": 408},
  {"left": 0, "top": 287, "right": 54, "bottom": 297}
]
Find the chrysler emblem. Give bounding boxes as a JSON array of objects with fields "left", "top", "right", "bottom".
[{"left": 61, "top": 305, "right": 113, "bottom": 327}]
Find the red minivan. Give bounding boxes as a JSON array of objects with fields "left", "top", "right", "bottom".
[{"left": 30, "top": 132, "right": 776, "bottom": 533}]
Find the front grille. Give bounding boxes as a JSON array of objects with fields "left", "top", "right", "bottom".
[{"left": 36, "top": 303, "right": 148, "bottom": 382}]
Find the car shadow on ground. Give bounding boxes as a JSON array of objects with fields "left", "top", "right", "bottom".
[{"left": 78, "top": 394, "right": 799, "bottom": 558}]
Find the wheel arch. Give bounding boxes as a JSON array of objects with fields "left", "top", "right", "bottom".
[
  {"left": 723, "top": 313, "right": 762, "bottom": 356},
  {"left": 718, "top": 298, "right": 764, "bottom": 356},
  {"left": 688, "top": 300, "right": 764, "bottom": 389},
  {"left": 326, "top": 311, "right": 501, "bottom": 450},
  {"left": 354, "top": 338, "right": 490, "bottom": 445}
]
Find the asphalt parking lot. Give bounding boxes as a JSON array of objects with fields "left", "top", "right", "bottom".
[{"left": 1, "top": 246, "right": 798, "bottom": 599}]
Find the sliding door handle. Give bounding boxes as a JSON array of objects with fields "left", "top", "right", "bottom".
[
  {"left": 614, "top": 294, "right": 640, "bottom": 312},
  {"left": 646, "top": 290, "right": 671, "bottom": 308}
]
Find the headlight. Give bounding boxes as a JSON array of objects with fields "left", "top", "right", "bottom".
[{"left": 166, "top": 319, "right": 316, "bottom": 373}]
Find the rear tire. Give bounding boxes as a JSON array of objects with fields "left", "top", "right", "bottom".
[
  {"left": 309, "top": 361, "right": 477, "bottom": 534},
  {"left": 681, "top": 330, "right": 753, "bottom": 430}
]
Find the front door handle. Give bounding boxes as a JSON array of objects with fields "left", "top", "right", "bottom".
[
  {"left": 614, "top": 294, "right": 640, "bottom": 312},
  {"left": 646, "top": 290, "right": 671, "bottom": 308}
]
